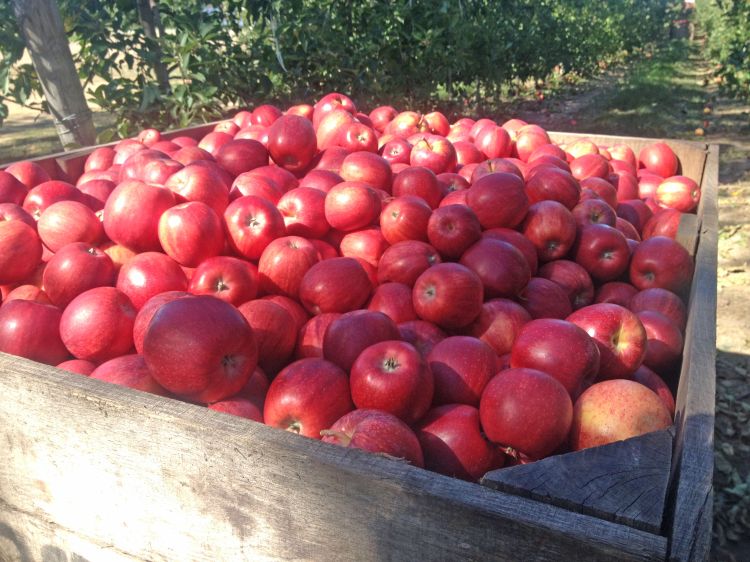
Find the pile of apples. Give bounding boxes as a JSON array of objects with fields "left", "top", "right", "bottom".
[{"left": 0, "top": 92, "right": 698, "bottom": 481}]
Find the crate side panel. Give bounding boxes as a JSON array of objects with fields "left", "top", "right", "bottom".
[
  {"left": 0, "top": 355, "right": 667, "bottom": 562},
  {"left": 667, "top": 144, "right": 719, "bottom": 562}
]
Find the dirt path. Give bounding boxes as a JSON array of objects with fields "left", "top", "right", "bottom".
[{"left": 501, "top": 39, "right": 750, "bottom": 560}]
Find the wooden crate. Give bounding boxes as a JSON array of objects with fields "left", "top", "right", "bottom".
[{"left": 0, "top": 130, "right": 717, "bottom": 561}]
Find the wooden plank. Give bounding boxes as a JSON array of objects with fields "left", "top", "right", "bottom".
[
  {"left": 0, "top": 354, "right": 667, "bottom": 562},
  {"left": 481, "top": 428, "right": 674, "bottom": 534},
  {"left": 665, "top": 144, "right": 718, "bottom": 562},
  {"left": 676, "top": 213, "right": 701, "bottom": 258}
]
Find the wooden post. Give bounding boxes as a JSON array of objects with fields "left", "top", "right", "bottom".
[
  {"left": 136, "top": 0, "right": 171, "bottom": 94},
  {"left": 11, "top": 0, "right": 96, "bottom": 149}
]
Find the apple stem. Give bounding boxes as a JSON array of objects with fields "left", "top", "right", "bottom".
[{"left": 320, "top": 429, "right": 351, "bottom": 446}]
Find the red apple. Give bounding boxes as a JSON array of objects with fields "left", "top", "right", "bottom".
[
  {"left": 631, "top": 365, "right": 676, "bottom": 417},
  {"left": 629, "top": 288, "right": 687, "bottom": 333},
  {"left": 296, "top": 312, "right": 341, "bottom": 359},
  {"left": 637, "top": 310, "right": 684, "bottom": 374},
  {"left": 0, "top": 220, "right": 42, "bottom": 284},
  {"left": 0, "top": 299, "right": 68, "bottom": 365},
  {"left": 198, "top": 131, "right": 233, "bottom": 157},
  {"left": 369, "top": 105, "right": 398, "bottom": 132},
  {"left": 377, "top": 240, "right": 441, "bottom": 287},
  {"left": 580, "top": 177, "right": 618, "bottom": 209},
  {"left": 133, "top": 290, "right": 191, "bottom": 354},
  {"left": 639, "top": 142, "right": 679, "bottom": 178},
  {"left": 350, "top": 339, "right": 433, "bottom": 424},
  {"left": 572, "top": 224, "right": 631, "bottom": 283},
  {"left": 189, "top": 256, "right": 258, "bottom": 306},
  {"left": 224, "top": 195, "right": 286, "bottom": 260},
  {"left": 412, "top": 263, "right": 483, "bottom": 330},
  {"left": 380, "top": 137, "right": 413, "bottom": 166},
  {"left": 594, "top": 282, "right": 638, "bottom": 307},
  {"left": 157, "top": 201, "right": 224, "bottom": 267},
  {"left": 570, "top": 379, "right": 672, "bottom": 450},
  {"left": 267, "top": 114, "right": 318, "bottom": 173},
  {"left": 453, "top": 141, "right": 485, "bottom": 166},
  {"left": 215, "top": 139, "right": 268, "bottom": 178},
  {"left": 5, "top": 160, "right": 51, "bottom": 189},
  {"left": 467, "top": 172, "right": 529, "bottom": 229},
  {"left": 276, "top": 187, "right": 329, "bottom": 239},
  {"left": 475, "top": 125, "right": 512, "bottom": 159},
  {"left": 481, "top": 228, "right": 539, "bottom": 275},
  {"left": 367, "top": 282, "right": 416, "bottom": 324},
  {"left": 538, "top": 259, "right": 594, "bottom": 310},
  {"left": 322, "top": 409, "right": 424, "bottom": 467},
  {"left": 324, "top": 181, "right": 381, "bottom": 232},
  {"left": 165, "top": 164, "right": 229, "bottom": 216},
  {"left": 460, "top": 238, "right": 530, "bottom": 299},
  {"left": 264, "top": 357, "right": 353, "bottom": 438},
  {"left": 208, "top": 397, "right": 263, "bottom": 422},
  {"left": 60, "top": 287, "right": 136, "bottom": 362},
  {"left": 42, "top": 243, "right": 116, "bottom": 308},
  {"left": 323, "top": 310, "right": 400, "bottom": 373},
  {"left": 116, "top": 252, "right": 188, "bottom": 310},
  {"left": 479, "top": 367, "right": 573, "bottom": 459},
  {"left": 379, "top": 195, "right": 431, "bottom": 245},
  {"left": 510, "top": 319, "right": 600, "bottom": 398},
  {"left": 428, "top": 336, "right": 498, "bottom": 406},
  {"left": 336, "top": 122, "right": 378, "bottom": 153},
  {"left": 0, "top": 171, "right": 28, "bottom": 204},
  {"left": 514, "top": 125, "right": 551, "bottom": 162},
  {"left": 468, "top": 299, "right": 531, "bottom": 356},
  {"left": 23, "top": 180, "right": 82, "bottom": 220},
  {"left": 237, "top": 299, "right": 296, "bottom": 375},
  {"left": 339, "top": 152, "right": 392, "bottom": 191},
  {"left": 56, "top": 359, "right": 97, "bottom": 376},
  {"left": 629, "top": 236, "right": 694, "bottom": 295},
  {"left": 339, "top": 227, "right": 388, "bottom": 267},
  {"left": 3, "top": 284, "right": 50, "bottom": 305},
  {"left": 521, "top": 200, "right": 577, "bottom": 263},
  {"left": 525, "top": 167, "right": 581, "bottom": 210},
  {"left": 572, "top": 198, "right": 617, "bottom": 229},
  {"left": 567, "top": 303, "right": 647, "bottom": 379},
  {"left": 299, "top": 257, "right": 372, "bottom": 315},
  {"left": 518, "top": 277, "right": 573, "bottom": 320},
  {"left": 655, "top": 176, "right": 700, "bottom": 213},
  {"left": 258, "top": 235, "right": 319, "bottom": 299},
  {"left": 392, "top": 166, "right": 442, "bottom": 209},
  {"left": 142, "top": 295, "right": 257, "bottom": 403},
  {"left": 570, "top": 153, "right": 610, "bottom": 181},
  {"left": 90, "top": 354, "right": 168, "bottom": 396},
  {"left": 427, "top": 204, "right": 482, "bottom": 260}
]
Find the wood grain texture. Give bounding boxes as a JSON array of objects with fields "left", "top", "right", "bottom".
[
  {"left": 481, "top": 428, "right": 674, "bottom": 534},
  {"left": 666, "top": 143, "right": 718, "bottom": 562},
  {"left": 0, "top": 354, "right": 666, "bottom": 562}
]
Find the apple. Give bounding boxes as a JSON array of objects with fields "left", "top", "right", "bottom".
[
  {"left": 189, "top": 256, "right": 258, "bottom": 306},
  {"left": 60, "top": 287, "right": 137, "bottom": 362},
  {"left": 637, "top": 310, "right": 684, "bottom": 374},
  {"left": 525, "top": 167, "right": 581, "bottom": 210},
  {"left": 339, "top": 227, "right": 388, "bottom": 268},
  {"left": 426, "top": 204, "right": 481, "bottom": 260},
  {"left": 266, "top": 115, "right": 318, "bottom": 173},
  {"left": 570, "top": 379, "right": 672, "bottom": 450},
  {"left": 580, "top": 177, "right": 618, "bottom": 209},
  {"left": 142, "top": 295, "right": 257, "bottom": 403},
  {"left": 453, "top": 141, "right": 485, "bottom": 166},
  {"left": 380, "top": 138, "right": 413, "bottom": 166},
  {"left": 103, "top": 180, "right": 177, "bottom": 253},
  {"left": 258, "top": 235, "right": 319, "bottom": 299},
  {"left": 392, "top": 166, "right": 442, "bottom": 209},
  {"left": 594, "top": 281, "right": 639, "bottom": 307},
  {"left": 514, "top": 125, "right": 551, "bottom": 162},
  {"left": 629, "top": 287, "right": 687, "bottom": 333},
  {"left": 90, "top": 354, "right": 168, "bottom": 396},
  {"left": 313, "top": 146, "right": 349, "bottom": 173},
  {"left": 42, "top": 243, "right": 116, "bottom": 308},
  {"left": 322, "top": 409, "right": 424, "bottom": 467},
  {"left": 481, "top": 228, "right": 539, "bottom": 275},
  {"left": 436, "top": 172, "right": 470, "bottom": 194},
  {"left": 133, "top": 291, "right": 191, "bottom": 354},
  {"left": 380, "top": 196, "right": 432, "bottom": 244},
  {"left": 214, "top": 139, "right": 268, "bottom": 178},
  {"left": 0, "top": 220, "right": 42, "bottom": 284},
  {"left": 339, "top": 151, "right": 392, "bottom": 191},
  {"left": 428, "top": 336, "right": 498, "bottom": 407},
  {"left": 572, "top": 198, "right": 617, "bottom": 229},
  {"left": 468, "top": 298, "right": 531, "bottom": 356},
  {"left": 264, "top": 357, "right": 353, "bottom": 439},
  {"left": 616, "top": 199, "right": 653, "bottom": 234},
  {"left": 56, "top": 359, "right": 97, "bottom": 376},
  {"left": 529, "top": 143, "right": 567, "bottom": 162},
  {"left": 0, "top": 299, "right": 69, "bottom": 365},
  {"left": 324, "top": 181, "right": 382, "bottom": 232},
  {"left": 416, "top": 404, "right": 503, "bottom": 481},
  {"left": 299, "top": 257, "right": 372, "bottom": 315},
  {"left": 157, "top": 201, "right": 224, "bottom": 267},
  {"left": 638, "top": 174, "right": 663, "bottom": 200},
  {"left": 460, "top": 238, "right": 530, "bottom": 299},
  {"left": 639, "top": 142, "right": 679, "bottom": 178},
  {"left": 471, "top": 158, "right": 523, "bottom": 183},
  {"left": 224, "top": 195, "right": 287, "bottom": 260},
  {"left": 567, "top": 303, "right": 647, "bottom": 379},
  {"left": 350, "top": 340, "right": 433, "bottom": 424},
  {"left": 275, "top": 187, "right": 329, "bottom": 239},
  {"left": 518, "top": 277, "right": 573, "bottom": 320},
  {"left": 467, "top": 172, "right": 528, "bottom": 229},
  {"left": 316, "top": 108, "right": 357, "bottom": 150},
  {"left": 323, "top": 310, "right": 400, "bottom": 373},
  {"left": 367, "top": 282, "right": 416, "bottom": 324},
  {"left": 84, "top": 147, "right": 116, "bottom": 171},
  {"left": 165, "top": 164, "right": 230, "bottom": 216},
  {"left": 631, "top": 365, "right": 676, "bottom": 417},
  {"left": 572, "top": 224, "right": 631, "bottom": 282},
  {"left": 77, "top": 179, "right": 116, "bottom": 210},
  {"left": 615, "top": 217, "right": 641, "bottom": 241},
  {"left": 521, "top": 200, "right": 577, "bottom": 263},
  {"left": 369, "top": 105, "right": 398, "bottom": 132},
  {"left": 295, "top": 312, "right": 342, "bottom": 359},
  {"left": 116, "top": 252, "right": 188, "bottom": 310},
  {"left": 570, "top": 153, "right": 610, "bottom": 181},
  {"left": 237, "top": 299, "right": 296, "bottom": 375},
  {"left": 413, "top": 263, "right": 483, "bottom": 330},
  {"left": 377, "top": 240, "right": 441, "bottom": 286},
  {"left": 208, "top": 397, "right": 263, "bottom": 422},
  {"left": 313, "top": 92, "right": 356, "bottom": 129},
  {"left": 642, "top": 208, "right": 682, "bottom": 240},
  {"left": 0, "top": 171, "right": 28, "bottom": 204},
  {"left": 3, "top": 284, "right": 50, "bottom": 305},
  {"left": 565, "top": 138, "right": 599, "bottom": 159},
  {"left": 198, "top": 131, "right": 233, "bottom": 157},
  {"left": 171, "top": 146, "right": 214, "bottom": 166},
  {"left": 479, "top": 367, "right": 573, "bottom": 460},
  {"left": 655, "top": 176, "right": 700, "bottom": 213},
  {"left": 510, "top": 319, "right": 600, "bottom": 398},
  {"left": 474, "top": 125, "right": 512, "bottom": 159},
  {"left": 336, "top": 122, "right": 378, "bottom": 153},
  {"left": 36, "top": 200, "right": 102, "bottom": 252},
  {"left": 538, "top": 259, "right": 594, "bottom": 310},
  {"left": 5, "top": 160, "right": 51, "bottom": 189},
  {"left": 629, "top": 236, "right": 694, "bottom": 295},
  {"left": 23, "top": 180, "right": 82, "bottom": 220}
]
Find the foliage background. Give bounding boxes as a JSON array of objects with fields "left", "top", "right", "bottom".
[{"left": 1, "top": 0, "right": 671, "bottom": 139}]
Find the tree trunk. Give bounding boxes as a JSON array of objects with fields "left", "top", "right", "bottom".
[
  {"left": 12, "top": 0, "right": 96, "bottom": 149},
  {"left": 136, "top": 0, "right": 171, "bottom": 94}
]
